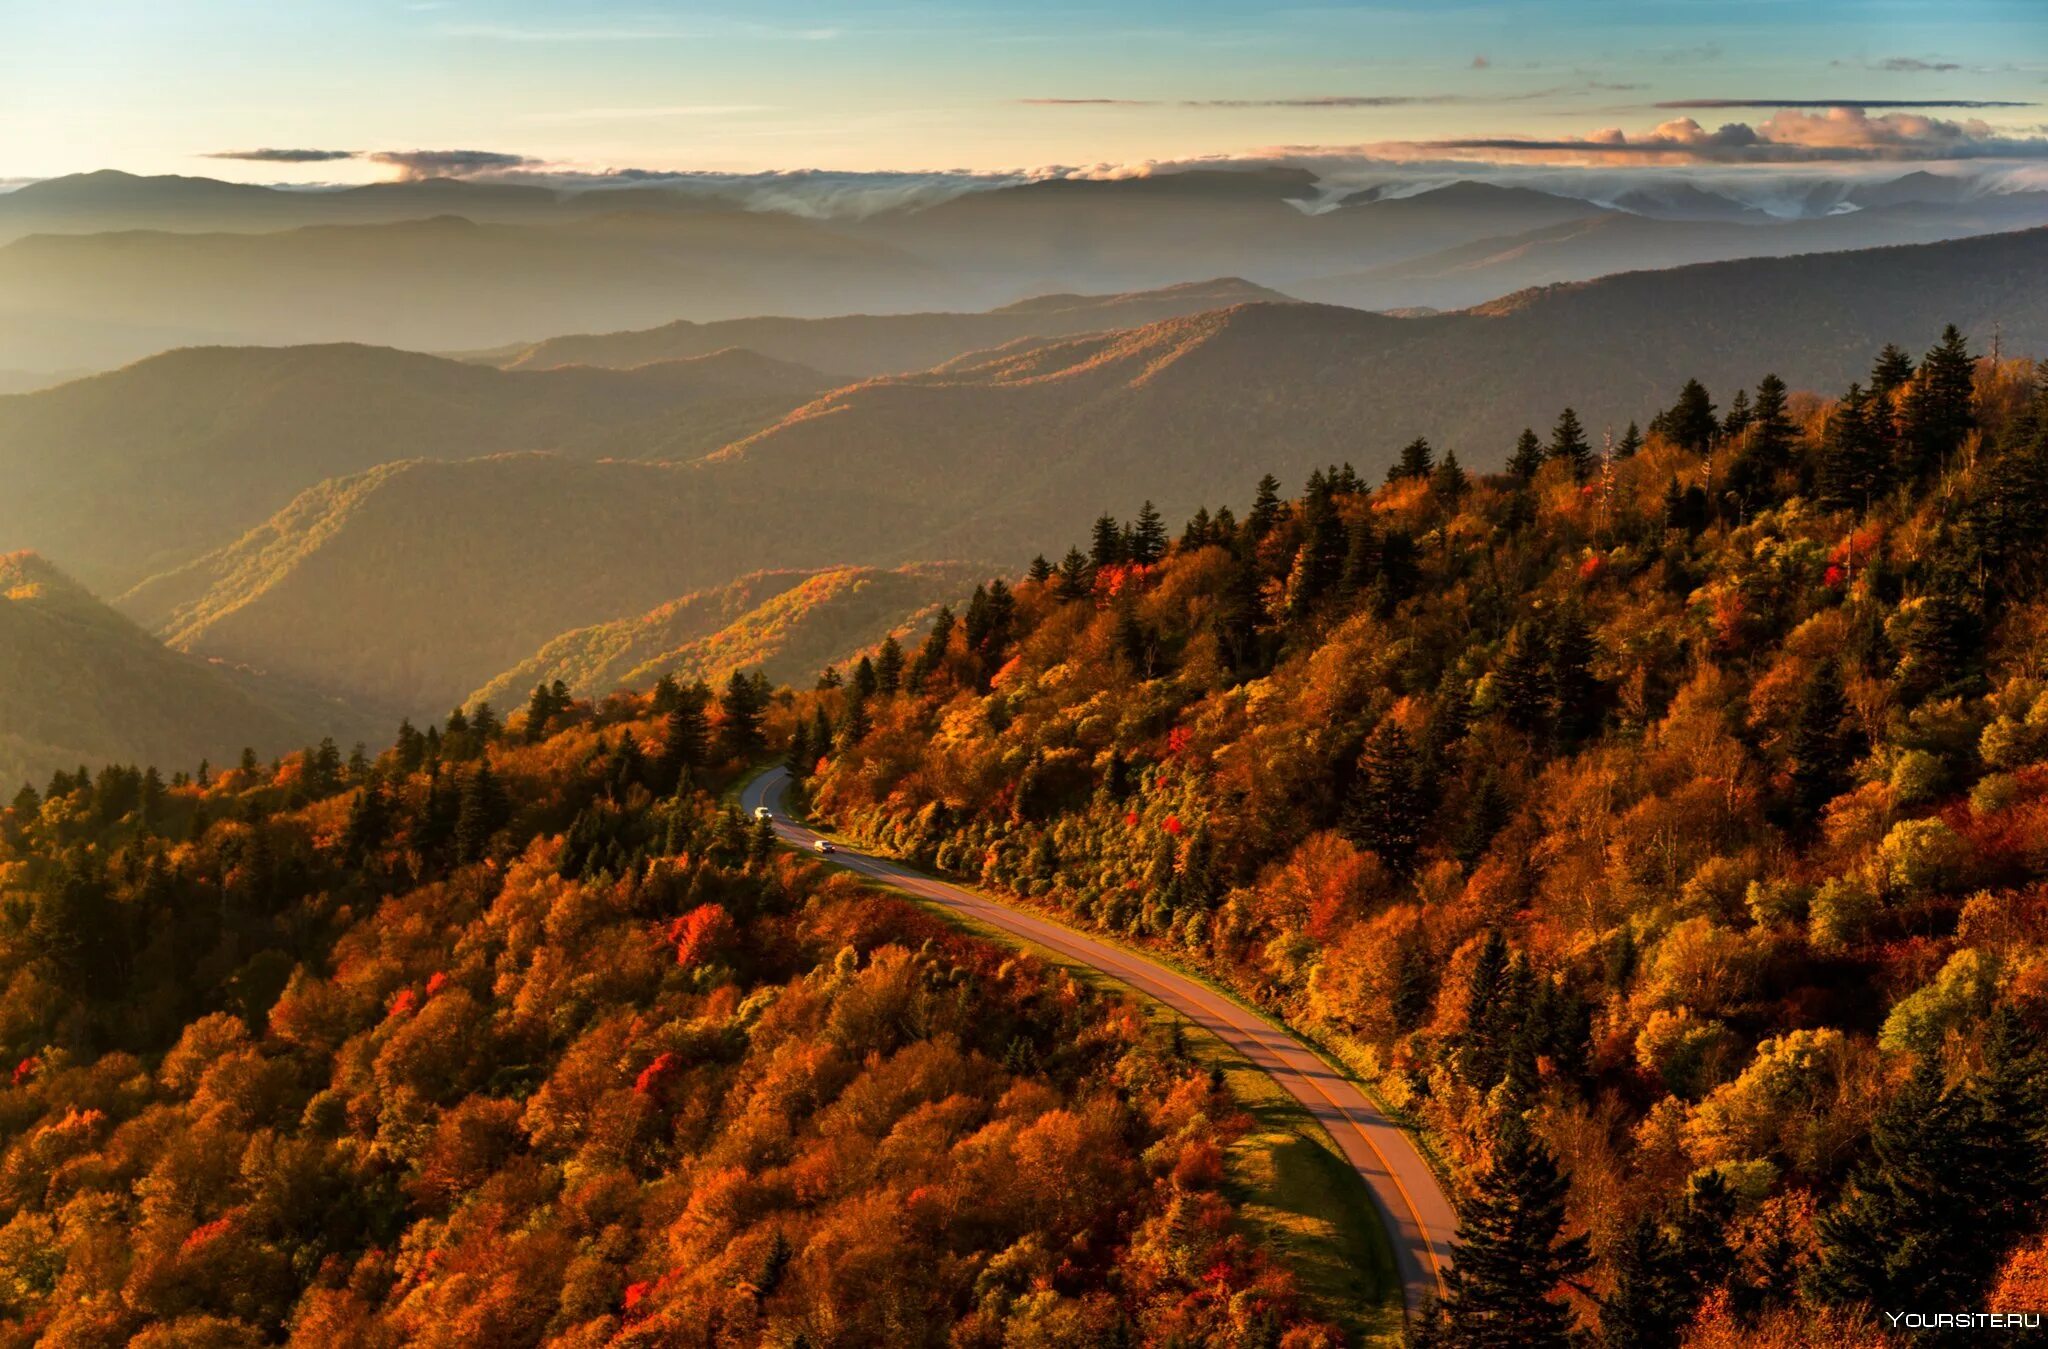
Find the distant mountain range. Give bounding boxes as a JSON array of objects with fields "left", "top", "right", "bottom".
[
  {"left": 4, "top": 166, "right": 2043, "bottom": 375},
  {"left": 479, "top": 277, "right": 1291, "bottom": 376},
  {"left": 29, "top": 226, "right": 2026, "bottom": 723},
  {"left": 0, "top": 343, "right": 834, "bottom": 592}
]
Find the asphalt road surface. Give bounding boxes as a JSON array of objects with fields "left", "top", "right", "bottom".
[{"left": 739, "top": 766, "right": 1458, "bottom": 1316}]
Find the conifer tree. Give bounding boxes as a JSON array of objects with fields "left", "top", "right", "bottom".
[
  {"left": 1431, "top": 450, "right": 1468, "bottom": 503},
  {"left": 1495, "top": 622, "right": 1552, "bottom": 735},
  {"left": 1787, "top": 662, "right": 1854, "bottom": 826},
  {"left": 650, "top": 674, "right": 682, "bottom": 714},
  {"left": 1899, "top": 323, "right": 1976, "bottom": 477},
  {"left": 1130, "top": 501, "right": 1169, "bottom": 564},
  {"left": 1340, "top": 514, "right": 1380, "bottom": 595},
  {"left": 454, "top": 761, "right": 508, "bottom": 864},
  {"left": 784, "top": 720, "right": 813, "bottom": 781},
  {"left": 1597, "top": 1216, "right": 1691, "bottom": 1349},
  {"left": 1422, "top": 1100, "right": 1591, "bottom": 1348},
  {"left": 1869, "top": 342, "right": 1915, "bottom": 401},
  {"left": 1655, "top": 379, "right": 1718, "bottom": 454},
  {"left": 809, "top": 706, "right": 833, "bottom": 766},
  {"left": 1247, "top": 473, "right": 1285, "bottom": 540},
  {"left": 1815, "top": 383, "right": 1883, "bottom": 510},
  {"left": 852, "top": 655, "right": 879, "bottom": 702},
  {"left": 1546, "top": 607, "right": 1600, "bottom": 745},
  {"left": 718, "top": 670, "right": 767, "bottom": 759},
  {"left": 1090, "top": 513, "right": 1127, "bottom": 569},
  {"left": 1723, "top": 388, "right": 1752, "bottom": 437},
  {"left": 658, "top": 690, "right": 709, "bottom": 794},
  {"left": 875, "top": 636, "right": 905, "bottom": 695},
  {"left": 1055, "top": 547, "right": 1092, "bottom": 600},
  {"left": 1547, "top": 408, "right": 1593, "bottom": 480},
  {"left": 1615, "top": 421, "right": 1642, "bottom": 459},
  {"left": 1343, "top": 719, "right": 1423, "bottom": 873},
  {"left": 747, "top": 812, "right": 775, "bottom": 868},
  {"left": 1392, "top": 437, "right": 1436, "bottom": 482},
  {"left": 1026, "top": 554, "right": 1053, "bottom": 585},
  {"left": 1811, "top": 1053, "right": 2008, "bottom": 1308},
  {"left": 1507, "top": 428, "right": 1545, "bottom": 480}
]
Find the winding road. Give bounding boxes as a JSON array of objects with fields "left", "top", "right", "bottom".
[{"left": 740, "top": 766, "right": 1458, "bottom": 1317}]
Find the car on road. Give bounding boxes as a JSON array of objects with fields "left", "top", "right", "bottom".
[
  {"left": 754, "top": 806, "right": 772, "bottom": 821},
  {"left": 813, "top": 838, "right": 836, "bottom": 855}
]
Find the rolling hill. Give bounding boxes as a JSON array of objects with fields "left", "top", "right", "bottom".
[
  {"left": 469, "top": 561, "right": 985, "bottom": 707},
  {"left": 486, "top": 278, "right": 1293, "bottom": 376},
  {"left": 0, "top": 343, "right": 831, "bottom": 592},
  {"left": 52, "top": 227, "right": 2048, "bottom": 724},
  {"left": 0, "top": 551, "right": 370, "bottom": 788},
  {"left": 691, "top": 226, "right": 2048, "bottom": 563},
  {"left": 0, "top": 210, "right": 949, "bottom": 370},
  {"left": 1296, "top": 193, "right": 2048, "bottom": 312},
  {"left": 117, "top": 455, "right": 892, "bottom": 714}
]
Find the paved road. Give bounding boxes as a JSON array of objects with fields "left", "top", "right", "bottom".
[{"left": 740, "top": 766, "right": 1458, "bottom": 1316}]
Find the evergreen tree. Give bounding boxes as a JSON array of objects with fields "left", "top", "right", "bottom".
[
  {"left": 1026, "top": 554, "right": 1054, "bottom": 585},
  {"left": 809, "top": 707, "right": 834, "bottom": 765},
  {"left": 1869, "top": 342, "right": 1915, "bottom": 401},
  {"left": 1055, "top": 547, "right": 1092, "bottom": 600},
  {"left": 1597, "top": 1216, "right": 1691, "bottom": 1349},
  {"left": 1089, "top": 513, "right": 1127, "bottom": 569},
  {"left": 1787, "top": 662, "right": 1854, "bottom": 826},
  {"left": 1898, "top": 323, "right": 1976, "bottom": 477},
  {"left": 1615, "top": 421, "right": 1643, "bottom": 459},
  {"left": 1721, "top": 388, "right": 1751, "bottom": 438},
  {"left": 1456, "top": 929, "right": 1516, "bottom": 1089},
  {"left": 1340, "top": 514, "right": 1380, "bottom": 595},
  {"left": 747, "top": 812, "right": 775, "bottom": 868},
  {"left": 1811, "top": 1053, "right": 2009, "bottom": 1308},
  {"left": 1815, "top": 383, "right": 1884, "bottom": 510},
  {"left": 718, "top": 670, "right": 767, "bottom": 759},
  {"left": 852, "top": 655, "right": 879, "bottom": 702},
  {"left": 1455, "top": 772, "right": 1511, "bottom": 866},
  {"left": 1546, "top": 607, "right": 1600, "bottom": 745},
  {"left": 1392, "top": 437, "right": 1436, "bottom": 482},
  {"left": 875, "top": 636, "right": 905, "bottom": 695},
  {"left": 1130, "top": 500, "right": 1169, "bottom": 564},
  {"left": 1431, "top": 450, "right": 1468, "bottom": 503},
  {"left": 785, "top": 720, "right": 813, "bottom": 781},
  {"left": 1546, "top": 408, "right": 1593, "bottom": 480},
  {"left": 454, "top": 762, "right": 509, "bottom": 864},
  {"left": 342, "top": 776, "right": 391, "bottom": 865},
  {"left": 1422, "top": 1102, "right": 1591, "bottom": 1349},
  {"left": 657, "top": 690, "right": 709, "bottom": 793},
  {"left": 913, "top": 606, "right": 956, "bottom": 687},
  {"left": 651, "top": 673, "right": 682, "bottom": 714},
  {"left": 1247, "top": 473, "right": 1285, "bottom": 540},
  {"left": 1343, "top": 719, "right": 1423, "bottom": 873},
  {"left": 524, "top": 679, "right": 557, "bottom": 745},
  {"left": 1655, "top": 379, "right": 1718, "bottom": 454},
  {"left": 1507, "top": 428, "right": 1545, "bottom": 481},
  {"left": 470, "top": 702, "right": 500, "bottom": 741},
  {"left": 1495, "top": 622, "right": 1552, "bottom": 735}
]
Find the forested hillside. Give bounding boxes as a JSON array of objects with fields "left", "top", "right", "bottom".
[
  {"left": 788, "top": 328, "right": 2048, "bottom": 1344},
  {"left": 0, "top": 679, "right": 1334, "bottom": 1345},
  {"left": 470, "top": 563, "right": 984, "bottom": 710},
  {"left": 0, "top": 345, "right": 830, "bottom": 592},
  {"left": 0, "top": 552, "right": 368, "bottom": 788}
]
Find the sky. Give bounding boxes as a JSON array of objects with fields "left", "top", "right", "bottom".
[{"left": 2, "top": 0, "right": 2045, "bottom": 183}]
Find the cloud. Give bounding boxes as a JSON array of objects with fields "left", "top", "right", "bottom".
[
  {"left": 366, "top": 149, "right": 538, "bottom": 180},
  {"left": 1655, "top": 98, "right": 2031, "bottom": 110},
  {"left": 520, "top": 104, "right": 771, "bottom": 124},
  {"left": 1390, "top": 106, "right": 2048, "bottom": 164},
  {"left": 1020, "top": 84, "right": 1647, "bottom": 111},
  {"left": 204, "top": 148, "right": 359, "bottom": 163}
]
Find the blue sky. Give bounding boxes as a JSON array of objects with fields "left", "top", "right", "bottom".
[{"left": 2, "top": 0, "right": 2043, "bottom": 180}]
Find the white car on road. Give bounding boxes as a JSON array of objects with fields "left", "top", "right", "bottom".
[{"left": 813, "top": 838, "right": 836, "bottom": 855}]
